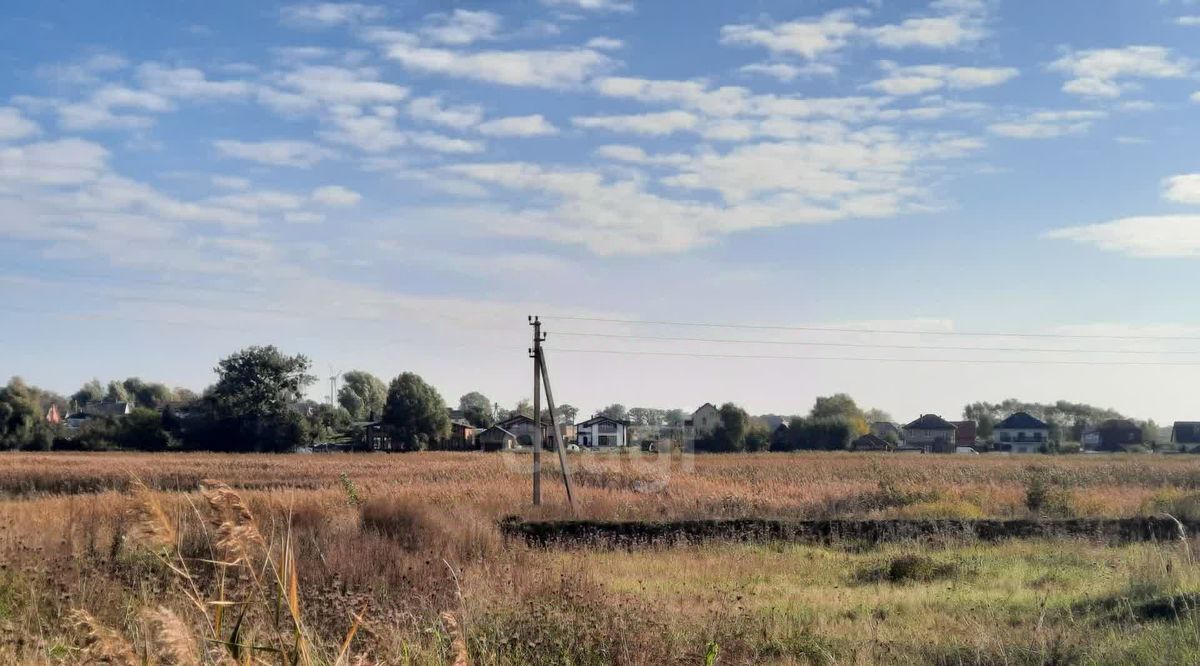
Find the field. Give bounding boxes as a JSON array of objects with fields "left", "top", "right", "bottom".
[{"left": 4, "top": 451, "right": 1200, "bottom": 664}]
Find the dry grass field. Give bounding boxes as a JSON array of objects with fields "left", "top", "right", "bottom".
[{"left": 3, "top": 451, "right": 1200, "bottom": 664}]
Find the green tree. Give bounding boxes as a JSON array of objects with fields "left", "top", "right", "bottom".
[
  {"left": 122, "top": 378, "right": 176, "bottom": 408},
  {"left": 210, "top": 346, "right": 315, "bottom": 421},
  {"left": 744, "top": 424, "right": 771, "bottom": 452},
  {"left": 105, "top": 380, "right": 129, "bottom": 402},
  {"left": 664, "top": 409, "right": 687, "bottom": 426},
  {"left": 383, "top": 372, "right": 450, "bottom": 451},
  {"left": 72, "top": 379, "right": 104, "bottom": 408},
  {"left": 697, "top": 403, "right": 749, "bottom": 453},
  {"left": 809, "top": 394, "right": 869, "bottom": 438},
  {"left": 116, "top": 408, "right": 174, "bottom": 451},
  {"left": 556, "top": 403, "right": 579, "bottom": 424},
  {"left": 598, "top": 404, "right": 628, "bottom": 421},
  {"left": 338, "top": 370, "right": 388, "bottom": 420},
  {"left": 458, "top": 391, "right": 495, "bottom": 427},
  {"left": 628, "top": 407, "right": 666, "bottom": 426},
  {"left": 0, "top": 378, "right": 54, "bottom": 450}
]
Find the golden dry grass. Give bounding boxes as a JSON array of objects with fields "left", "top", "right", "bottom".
[{"left": 2, "top": 450, "right": 1200, "bottom": 664}]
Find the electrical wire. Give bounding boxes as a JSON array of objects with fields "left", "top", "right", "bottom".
[
  {"left": 549, "top": 330, "right": 1200, "bottom": 355},
  {"left": 541, "top": 315, "right": 1200, "bottom": 342},
  {"left": 551, "top": 347, "right": 1200, "bottom": 367}
]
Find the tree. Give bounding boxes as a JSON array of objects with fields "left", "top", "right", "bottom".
[
  {"left": 744, "top": 424, "right": 771, "bottom": 452},
  {"left": 122, "top": 378, "right": 176, "bottom": 408},
  {"left": 210, "top": 346, "right": 315, "bottom": 421},
  {"left": 664, "top": 409, "right": 687, "bottom": 426},
  {"left": 598, "top": 404, "right": 628, "bottom": 421},
  {"left": 116, "top": 408, "right": 174, "bottom": 451},
  {"left": 105, "top": 380, "right": 129, "bottom": 402},
  {"left": 863, "top": 408, "right": 893, "bottom": 424},
  {"left": 0, "top": 378, "right": 54, "bottom": 450},
  {"left": 697, "top": 402, "right": 749, "bottom": 452},
  {"left": 338, "top": 370, "right": 388, "bottom": 421},
  {"left": 513, "top": 399, "right": 534, "bottom": 419},
  {"left": 72, "top": 379, "right": 104, "bottom": 408},
  {"left": 556, "top": 403, "right": 579, "bottom": 424},
  {"left": 977, "top": 414, "right": 996, "bottom": 439},
  {"left": 811, "top": 394, "right": 862, "bottom": 420},
  {"left": 383, "top": 372, "right": 450, "bottom": 451},
  {"left": 458, "top": 391, "right": 495, "bottom": 428},
  {"left": 628, "top": 407, "right": 666, "bottom": 426}
]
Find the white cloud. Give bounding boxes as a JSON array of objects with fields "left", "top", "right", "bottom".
[
  {"left": 720, "top": 10, "right": 860, "bottom": 59},
  {"left": 312, "top": 184, "right": 362, "bottom": 206},
  {"left": 55, "top": 85, "right": 172, "bottom": 131},
  {"left": 277, "top": 65, "right": 409, "bottom": 104},
  {"left": 1191, "top": 91, "right": 1200, "bottom": 104},
  {"left": 592, "top": 77, "right": 750, "bottom": 117},
  {"left": 212, "top": 175, "right": 251, "bottom": 190},
  {"left": 573, "top": 111, "right": 699, "bottom": 135},
  {"left": 540, "top": 0, "right": 634, "bottom": 13},
  {"left": 377, "top": 33, "right": 610, "bottom": 88},
  {"left": 320, "top": 105, "right": 408, "bottom": 152},
  {"left": 35, "top": 53, "right": 129, "bottom": 85},
  {"left": 0, "top": 139, "right": 109, "bottom": 185},
  {"left": 870, "top": 0, "right": 990, "bottom": 49},
  {"left": 1049, "top": 46, "right": 1190, "bottom": 98},
  {"left": 1164, "top": 174, "right": 1200, "bottom": 205},
  {"left": 1176, "top": 16, "right": 1200, "bottom": 26},
  {"left": 407, "top": 96, "right": 484, "bottom": 129},
  {"left": 0, "top": 107, "right": 40, "bottom": 141},
  {"left": 208, "top": 190, "right": 305, "bottom": 211},
  {"left": 421, "top": 10, "right": 502, "bottom": 46},
  {"left": 585, "top": 37, "right": 624, "bottom": 50},
  {"left": 280, "top": 3, "right": 384, "bottom": 28},
  {"left": 477, "top": 114, "right": 559, "bottom": 137},
  {"left": 595, "top": 144, "right": 689, "bottom": 166},
  {"left": 987, "top": 110, "right": 1105, "bottom": 139},
  {"left": 1045, "top": 215, "right": 1200, "bottom": 258},
  {"left": 409, "top": 132, "right": 485, "bottom": 154},
  {"left": 214, "top": 139, "right": 336, "bottom": 167},
  {"left": 285, "top": 211, "right": 326, "bottom": 224},
  {"left": 868, "top": 62, "right": 1018, "bottom": 95},
  {"left": 739, "top": 62, "right": 837, "bottom": 82},
  {"left": 136, "top": 63, "right": 251, "bottom": 99}
]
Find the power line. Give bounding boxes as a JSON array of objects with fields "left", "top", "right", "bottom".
[
  {"left": 550, "top": 330, "right": 1200, "bottom": 355},
  {"left": 541, "top": 315, "right": 1200, "bottom": 342},
  {"left": 552, "top": 347, "right": 1200, "bottom": 367}
]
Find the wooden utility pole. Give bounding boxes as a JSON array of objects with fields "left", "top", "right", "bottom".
[
  {"left": 529, "top": 315, "right": 576, "bottom": 511},
  {"left": 530, "top": 317, "right": 543, "bottom": 506}
]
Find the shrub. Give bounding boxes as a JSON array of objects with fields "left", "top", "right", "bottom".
[{"left": 858, "top": 554, "right": 959, "bottom": 584}]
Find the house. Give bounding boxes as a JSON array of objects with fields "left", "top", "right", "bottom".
[
  {"left": 83, "top": 400, "right": 132, "bottom": 417},
  {"left": 993, "top": 412, "right": 1050, "bottom": 454},
  {"left": 850, "top": 433, "right": 892, "bottom": 452},
  {"left": 770, "top": 422, "right": 791, "bottom": 450},
  {"left": 951, "top": 421, "right": 977, "bottom": 448},
  {"left": 1171, "top": 422, "right": 1200, "bottom": 449},
  {"left": 686, "top": 403, "right": 721, "bottom": 439},
  {"left": 1087, "top": 419, "right": 1144, "bottom": 452},
  {"left": 870, "top": 421, "right": 903, "bottom": 443},
  {"left": 442, "top": 419, "right": 478, "bottom": 451},
  {"left": 362, "top": 421, "right": 391, "bottom": 451},
  {"left": 576, "top": 415, "right": 630, "bottom": 448},
  {"left": 477, "top": 425, "right": 519, "bottom": 452},
  {"left": 45, "top": 404, "right": 62, "bottom": 425},
  {"left": 902, "top": 414, "right": 957, "bottom": 453},
  {"left": 64, "top": 412, "right": 92, "bottom": 430},
  {"left": 493, "top": 414, "right": 552, "bottom": 447}
]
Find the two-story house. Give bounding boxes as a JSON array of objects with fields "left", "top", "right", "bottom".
[
  {"left": 576, "top": 415, "right": 630, "bottom": 448},
  {"left": 993, "top": 412, "right": 1050, "bottom": 454},
  {"left": 687, "top": 403, "right": 721, "bottom": 439},
  {"left": 902, "top": 414, "right": 957, "bottom": 453}
]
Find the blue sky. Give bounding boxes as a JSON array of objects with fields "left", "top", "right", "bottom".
[{"left": 3, "top": 0, "right": 1200, "bottom": 423}]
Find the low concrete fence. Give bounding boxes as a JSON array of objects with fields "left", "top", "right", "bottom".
[{"left": 499, "top": 516, "right": 1198, "bottom": 548}]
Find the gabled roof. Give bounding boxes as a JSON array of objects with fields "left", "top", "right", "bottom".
[
  {"left": 851, "top": 433, "right": 891, "bottom": 450},
  {"left": 497, "top": 414, "right": 552, "bottom": 428},
  {"left": 577, "top": 415, "right": 630, "bottom": 428},
  {"left": 903, "top": 414, "right": 956, "bottom": 430},
  {"left": 995, "top": 412, "right": 1049, "bottom": 430}
]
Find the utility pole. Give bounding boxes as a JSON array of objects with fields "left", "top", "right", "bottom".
[
  {"left": 530, "top": 317, "right": 543, "bottom": 506},
  {"left": 529, "top": 316, "right": 576, "bottom": 511}
]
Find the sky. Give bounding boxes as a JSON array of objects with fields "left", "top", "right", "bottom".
[{"left": 2, "top": 0, "right": 1200, "bottom": 424}]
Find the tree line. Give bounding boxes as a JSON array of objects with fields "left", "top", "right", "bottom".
[{"left": 0, "top": 345, "right": 1159, "bottom": 453}]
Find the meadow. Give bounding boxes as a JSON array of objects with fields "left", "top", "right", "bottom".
[{"left": 3, "top": 451, "right": 1200, "bottom": 664}]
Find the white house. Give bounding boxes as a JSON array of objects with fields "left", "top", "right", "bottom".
[
  {"left": 576, "top": 415, "right": 629, "bottom": 448},
  {"left": 993, "top": 412, "right": 1050, "bottom": 454},
  {"left": 688, "top": 403, "right": 720, "bottom": 439}
]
